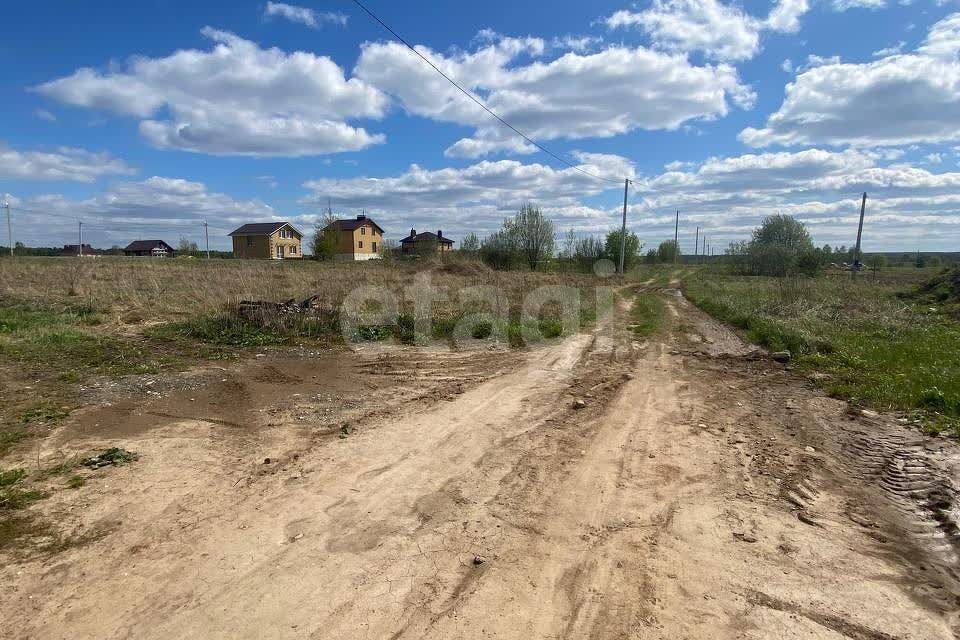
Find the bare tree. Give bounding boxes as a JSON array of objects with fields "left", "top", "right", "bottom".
[{"left": 511, "top": 203, "right": 555, "bottom": 271}]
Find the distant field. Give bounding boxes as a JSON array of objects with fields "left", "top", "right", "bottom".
[{"left": 678, "top": 266, "right": 960, "bottom": 435}]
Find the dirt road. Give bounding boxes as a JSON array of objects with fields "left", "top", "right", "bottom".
[{"left": 3, "top": 290, "right": 959, "bottom": 639}]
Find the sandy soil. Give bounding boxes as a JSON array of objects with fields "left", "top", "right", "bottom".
[{"left": 2, "top": 291, "right": 958, "bottom": 639}]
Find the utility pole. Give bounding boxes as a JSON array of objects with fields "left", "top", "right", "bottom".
[
  {"left": 78, "top": 221, "right": 83, "bottom": 257},
  {"left": 852, "top": 192, "right": 867, "bottom": 279},
  {"left": 694, "top": 226, "right": 699, "bottom": 265},
  {"left": 702, "top": 234, "right": 707, "bottom": 264},
  {"left": 4, "top": 201, "right": 11, "bottom": 257},
  {"left": 203, "top": 221, "right": 210, "bottom": 259},
  {"left": 673, "top": 210, "right": 679, "bottom": 264},
  {"left": 618, "top": 178, "right": 630, "bottom": 274}
]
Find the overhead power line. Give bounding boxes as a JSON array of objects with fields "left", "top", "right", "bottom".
[{"left": 349, "top": 0, "right": 623, "bottom": 185}]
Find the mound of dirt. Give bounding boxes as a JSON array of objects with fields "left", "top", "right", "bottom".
[{"left": 912, "top": 266, "right": 960, "bottom": 314}]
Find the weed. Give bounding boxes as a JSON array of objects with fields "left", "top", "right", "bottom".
[
  {"left": 630, "top": 293, "right": 666, "bottom": 337},
  {"left": 147, "top": 315, "right": 286, "bottom": 348},
  {"left": 0, "top": 468, "right": 48, "bottom": 510},
  {"left": 471, "top": 321, "right": 493, "bottom": 339},
  {"left": 0, "top": 468, "right": 27, "bottom": 487},
  {"left": 351, "top": 324, "right": 393, "bottom": 342},
  {"left": 20, "top": 404, "right": 70, "bottom": 424},
  {"left": 66, "top": 475, "right": 85, "bottom": 489},
  {"left": 82, "top": 447, "right": 139, "bottom": 469}
]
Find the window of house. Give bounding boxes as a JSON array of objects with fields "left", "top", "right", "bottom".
[
  {"left": 291, "top": 245, "right": 297, "bottom": 254},
  {"left": 361, "top": 227, "right": 366, "bottom": 235},
  {"left": 372, "top": 241, "right": 377, "bottom": 252},
  {"left": 246, "top": 236, "right": 253, "bottom": 246},
  {"left": 358, "top": 240, "right": 363, "bottom": 249},
  {"left": 277, "top": 245, "right": 283, "bottom": 258}
]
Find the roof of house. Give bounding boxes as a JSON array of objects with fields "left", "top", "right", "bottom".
[
  {"left": 228, "top": 222, "right": 302, "bottom": 237},
  {"left": 401, "top": 231, "right": 454, "bottom": 245},
  {"left": 124, "top": 240, "right": 173, "bottom": 252},
  {"left": 325, "top": 215, "right": 385, "bottom": 235}
]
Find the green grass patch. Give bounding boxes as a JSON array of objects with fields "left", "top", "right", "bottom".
[
  {"left": 147, "top": 315, "right": 289, "bottom": 348},
  {"left": 682, "top": 269, "right": 960, "bottom": 436},
  {"left": 0, "top": 468, "right": 48, "bottom": 511},
  {"left": 630, "top": 292, "right": 666, "bottom": 337},
  {"left": 20, "top": 404, "right": 70, "bottom": 424},
  {"left": 0, "top": 298, "right": 172, "bottom": 378}
]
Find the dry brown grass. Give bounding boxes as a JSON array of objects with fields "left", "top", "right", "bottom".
[{"left": 0, "top": 256, "right": 606, "bottom": 326}]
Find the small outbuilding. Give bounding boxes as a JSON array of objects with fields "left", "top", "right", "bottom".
[
  {"left": 123, "top": 240, "right": 175, "bottom": 257},
  {"left": 229, "top": 222, "right": 303, "bottom": 260}
]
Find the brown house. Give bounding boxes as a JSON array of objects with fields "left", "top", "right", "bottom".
[
  {"left": 325, "top": 214, "right": 384, "bottom": 261},
  {"left": 61, "top": 244, "right": 100, "bottom": 257},
  {"left": 229, "top": 222, "right": 303, "bottom": 260},
  {"left": 400, "top": 229, "right": 454, "bottom": 255},
  {"left": 124, "top": 240, "right": 175, "bottom": 257}
]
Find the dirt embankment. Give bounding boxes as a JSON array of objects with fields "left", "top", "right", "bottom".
[{"left": 2, "top": 291, "right": 959, "bottom": 639}]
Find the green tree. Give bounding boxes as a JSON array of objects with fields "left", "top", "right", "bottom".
[
  {"left": 657, "top": 240, "right": 680, "bottom": 264},
  {"left": 512, "top": 203, "right": 556, "bottom": 270},
  {"left": 745, "top": 214, "right": 815, "bottom": 277},
  {"left": 177, "top": 237, "right": 199, "bottom": 256},
  {"left": 865, "top": 254, "right": 886, "bottom": 274},
  {"left": 604, "top": 229, "right": 642, "bottom": 270},
  {"left": 459, "top": 233, "right": 480, "bottom": 254},
  {"left": 644, "top": 248, "right": 659, "bottom": 265},
  {"left": 479, "top": 229, "right": 518, "bottom": 270},
  {"left": 310, "top": 210, "right": 339, "bottom": 261}
]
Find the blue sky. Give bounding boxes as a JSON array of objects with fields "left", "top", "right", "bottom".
[{"left": 2, "top": 0, "right": 960, "bottom": 252}]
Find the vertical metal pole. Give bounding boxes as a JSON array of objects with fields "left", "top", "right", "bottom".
[
  {"left": 78, "top": 221, "right": 83, "bottom": 257},
  {"left": 204, "top": 221, "right": 210, "bottom": 259},
  {"left": 853, "top": 192, "right": 867, "bottom": 279},
  {"left": 618, "top": 178, "right": 629, "bottom": 274},
  {"left": 4, "top": 202, "right": 11, "bottom": 257}
]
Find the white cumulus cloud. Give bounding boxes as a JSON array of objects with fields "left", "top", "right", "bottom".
[
  {"left": 34, "top": 28, "right": 386, "bottom": 157},
  {"left": 354, "top": 35, "right": 754, "bottom": 158},
  {"left": 604, "top": 0, "right": 808, "bottom": 62},
  {"left": 0, "top": 142, "right": 135, "bottom": 183},
  {"left": 741, "top": 13, "right": 960, "bottom": 148}
]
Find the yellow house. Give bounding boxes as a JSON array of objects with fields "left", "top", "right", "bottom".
[
  {"left": 229, "top": 222, "right": 303, "bottom": 260},
  {"left": 326, "top": 214, "right": 384, "bottom": 261}
]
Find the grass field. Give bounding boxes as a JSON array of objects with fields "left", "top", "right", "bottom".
[
  {"left": 679, "top": 266, "right": 960, "bottom": 435},
  {"left": 0, "top": 256, "right": 610, "bottom": 456}
]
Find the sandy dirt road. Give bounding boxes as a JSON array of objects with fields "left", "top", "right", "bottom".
[{"left": 2, "top": 290, "right": 959, "bottom": 639}]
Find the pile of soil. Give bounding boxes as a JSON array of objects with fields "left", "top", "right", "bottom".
[{"left": 912, "top": 266, "right": 960, "bottom": 314}]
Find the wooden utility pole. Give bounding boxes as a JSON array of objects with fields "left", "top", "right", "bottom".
[
  {"left": 673, "top": 210, "right": 679, "bottom": 264},
  {"left": 203, "top": 221, "right": 210, "bottom": 259},
  {"left": 618, "top": 178, "right": 630, "bottom": 274},
  {"left": 4, "top": 201, "right": 11, "bottom": 257},
  {"left": 852, "top": 192, "right": 867, "bottom": 279},
  {"left": 694, "top": 226, "right": 699, "bottom": 264},
  {"left": 78, "top": 221, "right": 83, "bottom": 257}
]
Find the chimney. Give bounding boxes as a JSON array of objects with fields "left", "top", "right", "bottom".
[
  {"left": 356, "top": 214, "right": 366, "bottom": 220},
  {"left": 437, "top": 230, "right": 442, "bottom": 238},
  {"left": 410, "top": 228, "right": 416, "bottom": 238}
]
